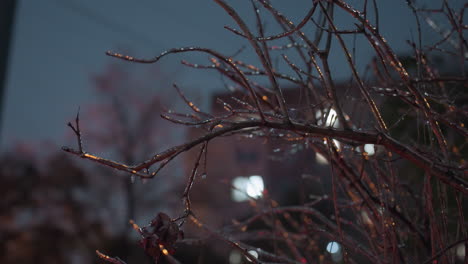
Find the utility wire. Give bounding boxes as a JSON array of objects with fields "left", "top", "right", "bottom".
[{"left": 49, "top": 0, "right": 160, "bottom": 49}]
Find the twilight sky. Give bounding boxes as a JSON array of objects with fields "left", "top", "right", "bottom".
[{"left": 1, "top": 0, "right": 446, "bottom": 151}]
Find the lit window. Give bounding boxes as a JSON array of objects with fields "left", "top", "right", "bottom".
[
  {"left": 229, "top": 249, "right": 259, "bottom": 263},
  {"left": 231, "top": 175, "right": 264, "bottom": 202},
  {"left": 355, "top": 144, "right": 375, "bottom": 156},
  {"left": 232, "top": 177, "right": 249, "bottom": 202},
  {"left": 246, "top": 176, "right": 264, "bottom": 198},
  {"left": 364, "top": 144, "right": 375, "bottom": 156},
  {"left": 322, "top": 139, "right": 341, "bottom": 151},
  {"left": 247, "top": 250, "right": 258, "bottom": 262},
  {"left": 326, "top": 241, "right": 343, "bottom": 262},
  {"left": 316, "top": 108, "right": 339, "bottom": 128},
  {"left": 326, "top": 241, "right": 340, "bottom": 254}
]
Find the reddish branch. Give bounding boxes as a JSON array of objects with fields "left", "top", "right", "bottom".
[{"left": 64, "top": 117, "right": 467, "bottom": 195}]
